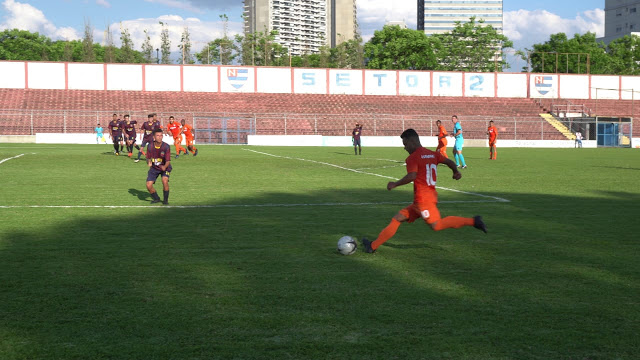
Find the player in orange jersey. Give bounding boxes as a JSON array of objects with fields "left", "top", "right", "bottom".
[
  {"left": 361, "top": 129, "right": 486, "bottom": 253},
  {"left": 487, "top": 120, "right": 498, "bottom": 160},
  {"left": 180, "top": 119, "right": 198, "bottom": 156},
  {"left": 166, "top": 116, "right": 187, "bottom": 158},
  {"left": 435, "top": 120, "right": 449, "bottom": 159}
]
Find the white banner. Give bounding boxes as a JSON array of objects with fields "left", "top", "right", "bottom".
[
  {"left": 364, "top": 70, "right": 397, "bottom": 96},
  {"left": 398, "top": 71, "right": 430, "bottom": 96},
  {"left": 530, "top": 74, "right": 558, "bottom": 98},
  {"left": 0, "top": 62, "right": 26, "bottom": 88},
  {"left": 220, "top": 67, "right": 255, "bottom": 93},
  {"left": 329, "top": 69, "right": 363, "bottom": 95}
]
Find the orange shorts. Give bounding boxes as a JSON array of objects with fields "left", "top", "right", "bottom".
[
  {"left": 173, "top": 135, "right": 183, "bottom": 144},
  {"left": 400, "top": 203, "right": 441, "bottom": 225},
  {"left": 489, "top": 140, "right": 496, "bottom": 146},
  {"left": 185, "top": 137, "right": 194, "bottom": 146}
]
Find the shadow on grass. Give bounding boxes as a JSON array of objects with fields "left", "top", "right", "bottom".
[
  {"left": 0, "top": 189, "right": 638, "bottom": 359},
  {"left": 128, "top": 188, "right": 151, "bottom": 201}
]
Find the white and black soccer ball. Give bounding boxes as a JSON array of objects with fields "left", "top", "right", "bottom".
[{"left": 337, "top": 236, "right": 357, "bottom": 255}]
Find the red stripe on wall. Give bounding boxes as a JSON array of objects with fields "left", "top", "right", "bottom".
[
  {"left": 24, "top": 62, "right": 28, "bottom": 89},
  {"left": 526, "top": 73, "right": 530, "bottom": 98},
  {"left": 64, "top": 62, "right": 69, "bottom": 90},
  {"left": 217, "top": 66, "right": 221, "bottom": 93},
  {"left": 326, "top": 69, "right": 330, "bottom": 94},
  {"left": 557, "top": 75, "right": 561, "bottom": 99},
  {"left": 462, "top": 72, "right": 466, "bottom": 97},
  {"left": 619, "top": 75, "right": 623, "bottom": 100},
  {"left": 429, "top": 71, "right": 433, "bottom": 96},
  {"left": 291, "top": 67, "right": 295, "bottom": 94},
  {"left": 180, "top": 65, "right": 184, "bottom": 92},
  {"left": 103, "top": 64, "right": 108, "bottom": 90}
]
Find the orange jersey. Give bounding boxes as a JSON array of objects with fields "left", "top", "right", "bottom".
[
  {"left": 405, "top": 147, "right": 446, "bottom": 204},
  {"left": 167, "top": 122, "right": 182, "bottom": 137},
  {"left": 438, "top": 125, "right": 448, "bottom": 146},
  {"left": 182, "top": 123, "right": 194, "bottom": 138},
  {"left": 488, "top": 126, "right": 498, "bottom": 141}
]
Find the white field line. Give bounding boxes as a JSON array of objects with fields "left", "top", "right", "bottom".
[
  {"left": 0, "top": 153, "right": 25, "bottom": 165},
  {"left": 244, "top": 149, "right": 510, "bottom": 203},
  {"left": 0, "top": 200, "right": 502, "bottom": 209}
]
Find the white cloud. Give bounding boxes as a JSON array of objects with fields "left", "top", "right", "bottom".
[
  {"left": 504, "top": 9, "right": 604, "bottom": 49},
  {"left": 0, "top": 0, "right": 80, "bottom": 40},
  {"left": 96, "top": 0, "right": 111, "bottom": 8},
  {"left": 356, "top": 0, "right": 416, "bottom": 41},
  {"left": 143, "top": 0, "right": 204, "bottom": 14},
  {"left": 98, "top": 15, "right": 242, "bottom": 54}
]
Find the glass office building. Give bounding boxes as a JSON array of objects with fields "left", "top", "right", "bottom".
[{"left": 417, "top": 0, "right": 503, "bottom": 35}]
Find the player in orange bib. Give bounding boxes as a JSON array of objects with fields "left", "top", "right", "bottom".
[
  {"left": 436, "top": 120, "right": 449, "bottom": 159},
  {"left": 180, "top": 119, "right": 198, "bottom": 156},
  {"left": 166, "top": 116, "right": 187, "bottom": 158},
  {"left": 361, "top": 129, "right": 487, "bottom": 253},
  {"left": 487, "top": 120, "right": 498, "bottom": 160}
]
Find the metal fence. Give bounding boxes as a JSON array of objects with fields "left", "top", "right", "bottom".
[{"left": 0, "top": 109, "right": 560, "bottom": 141}]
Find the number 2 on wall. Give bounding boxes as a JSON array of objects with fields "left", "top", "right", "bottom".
[{"left": 426, "top": 164, "right": 437, "bottom": 186}]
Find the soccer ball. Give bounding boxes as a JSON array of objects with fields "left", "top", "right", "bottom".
[{"left": 337, "top": 236, "right": 357, "bottom": 255}]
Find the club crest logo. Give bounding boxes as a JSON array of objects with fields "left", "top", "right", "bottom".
[
  {"left": 227, "top": 68, "right": 249, "bottom": 89},
  {"left": 534, "top": 76, "right": 553, "bottom": 95}
]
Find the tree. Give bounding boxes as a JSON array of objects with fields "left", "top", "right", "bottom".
[
  {"left": 159, "top": 21, "right": 171, "bottom": 64},
  {"left": 364, "top": 25, "right": 440, "bottom": 70},
  {"left": 433, "top": 17, "right": 512, "bottom": 72},
  {"left": 0, "top": 29, "right": 53, "bottom": 61},
  {"left": 608, "top": 34, "right": 640, "bottom": 75},
  {"left": 524, "top": 32, "right": 610, "bottom": 74},
  {"left": 118, "top": 25, "right": 136, "bottom": 63},
  {"left": 177, "top": 26, "right": 194, "bottom": 64},
  {"left": 82, "top": 20, "right": 96, "bottom": 62},
  {"left": 62, "top": 41, "right": 74, "bottom": 62},
  {"left": 141, "top": 29, "right": 154, "bottom": 63},
  {"left": 103, "top": 24, "right": 116, "bottom": 63}
]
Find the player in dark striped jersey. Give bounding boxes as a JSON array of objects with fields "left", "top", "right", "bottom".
[
  {"left": 108, "top": 113, "right": 123, "bottom": 155},
  {"left": 122, "top": 115, "right": 140, "bottom": 158},
  {"left": 135, "top": 114, "right": 160, "bottom": 163},
  {"left": 146, "top": 129, "right": 172, "bottom": 205}
]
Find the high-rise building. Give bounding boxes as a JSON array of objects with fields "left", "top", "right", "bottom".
[
  {"left": 417, "top": 0, "right": 503, "bottom": 35},
  {"left": 600, "top": 0, "right": 640, "bottom": 43},
  {"left": 243, "top": 0, "right": 357, "bottom": 56}
]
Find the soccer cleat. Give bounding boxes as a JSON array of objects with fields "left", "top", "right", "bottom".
[
  {"left": 473, "top": 216, "right": 487, "bottom": 233},
  {"left": 115, "top": 152, "right": 119, "bottom": 156},
  {"left": 162, "top": 201, "right": 169, "bottom": 205},
  {"left": 128, "top": 152, "right": 132, "bottom": 157},
  {"left": 175, "top": 154, "right": 179, "bottom": 159},
  {"left": 361, "top": 237, "right": 376, "bottom": 253},
  {"left": 150, "top": 199, "right": 161, "bottom": 204},
  {"left": 134, "top": 159, "right": 140, "bottom": 163},
  {"left": 193, "top": 149, "right": 198, "bottom": 157},
  {"left": 462, "top": 165, "right": 467, "bottom": 169}
]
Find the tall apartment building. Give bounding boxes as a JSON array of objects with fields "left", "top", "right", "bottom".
[
  {"left": 600, "top": 0, "right": 640, "bottom": 43},
  {"left": 243, "top": 0, "right": 357, "bottom": 56},
  {"left": 417, "top": 0, "right": 503, "bottom": 35}
]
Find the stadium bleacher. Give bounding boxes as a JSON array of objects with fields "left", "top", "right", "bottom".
[{"left": 0, "top": 88, "right": 568, "bottom": 139}]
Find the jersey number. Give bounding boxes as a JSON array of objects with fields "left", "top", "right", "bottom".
[{"left": 426, "top": 164, "right": 437, "bottom": 186}]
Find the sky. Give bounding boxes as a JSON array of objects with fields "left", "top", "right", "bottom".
[{"left": 0, "top": 0, "right": 606, "bottom": 65}]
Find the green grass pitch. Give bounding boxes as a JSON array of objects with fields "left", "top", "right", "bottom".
[{"left": 0, "top": 144, "right": 638, "bottom": 359}]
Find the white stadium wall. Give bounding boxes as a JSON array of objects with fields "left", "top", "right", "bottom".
[
  {"left": 68, "top": 63, "right": 104, "bottom": 91},
  {"left": 107, "top": 64, "right": 143, "bottom": 91},
  {"left": 497, "top": 73, "right": 527, "bottom": 98},
  {"left": 0, "top": 61, "right": 26, "bottom": 89},
  {"left": 183, "top": 65, "right": 218, "bottom": 92},
  {"left": 1, "top": 60, "right": 640, "bottom": 101}
]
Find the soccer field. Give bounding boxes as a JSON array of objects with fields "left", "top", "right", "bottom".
[{"left": 0, "top": 144, "right": 638, "bottom": 359}]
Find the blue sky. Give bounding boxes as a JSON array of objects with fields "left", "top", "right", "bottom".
[{"left": 0, "top": 0, "right": 606, "bottom": 62}]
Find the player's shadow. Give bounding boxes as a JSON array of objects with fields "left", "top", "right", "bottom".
[
  {"left": 332, "top": 152, "right": 357, "bottom": 156},
  {"left": 383, "top": 242, "right": 442, "bottom": 250},
  {"left": 128, "top": 188, "right": 151, "bottom": 201}
]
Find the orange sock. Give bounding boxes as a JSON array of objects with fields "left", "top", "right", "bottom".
[
  {"left": 493, "top": 148, "right": 497, "bottom": 160},
  {"left": 432, "top": 216, "right": 474, "bottom": 231},
  {"left": 372, "top": 218, "right": 402, "bottom": 250}
]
